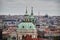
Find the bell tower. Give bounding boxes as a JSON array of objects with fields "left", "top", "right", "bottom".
[
  {"left": 24, "top": 6, "right": 28, "bottom": 16},
  {"left": 30, "top": 7, "right": 35, "bottom": 24},
  {"left": 31, "top": 7, "right": 33, "bottom": 16},
  {"left": 24, "top": 7, "right": 29, "bottom": 22}
]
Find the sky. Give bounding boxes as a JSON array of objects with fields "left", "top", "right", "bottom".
[{"left": 0, "top": 0, "right": 60, "bottom": 16}]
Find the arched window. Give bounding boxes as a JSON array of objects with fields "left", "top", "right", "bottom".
[{"left": 22, "top": 35, "right": 25, "bottom": 40}]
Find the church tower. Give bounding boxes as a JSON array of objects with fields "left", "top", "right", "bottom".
[
  {"left": 24, "top": 6, "right": 28, "bottom": 16},
  {"left": 24, "top": 7, "right": 35, "bottom": 23},
  {"left": 30, "top": 7, "right": 35, "bottom": 24},
  {"left": 31, "top": 7, "right": 33, "bottom": 16},
  {"left": 24, "top": 7, "right": 30, "bottom": 22}
]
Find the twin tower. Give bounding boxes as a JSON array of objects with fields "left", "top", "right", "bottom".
[
  {"left": 25, "top": 7, "right": 34, "bottom": 16},
  {"left": 24, "top": 7, "right": 35, "bottom": 24}
]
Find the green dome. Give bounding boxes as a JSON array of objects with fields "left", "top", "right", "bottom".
[{"left": 17, "top": 22, "right": 36, "bottom": 30}]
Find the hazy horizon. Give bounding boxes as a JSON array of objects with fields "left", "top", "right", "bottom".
[{"left": 0, "top": 0, "right": 60, "bottom": 16}]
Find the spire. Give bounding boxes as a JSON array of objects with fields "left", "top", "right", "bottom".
[
  {"left": 31, "top": 7, "right": 33, "bottom": 15},
  {"left": 26, "top": 6, "right": 27, "bottom": 14},
  {"left": 25, "top": 6, "right": 28, "bottom": 16}
]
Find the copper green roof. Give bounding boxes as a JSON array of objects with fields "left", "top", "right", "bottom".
[
  {"left": 24, "top": 12, "right": 29, "bottom": 16},
  {"left": 30, "top": 16, "right": 34, "bottom": 19},
  {"left": 17, "top": 22, "right": 36, "bottom": 30}
]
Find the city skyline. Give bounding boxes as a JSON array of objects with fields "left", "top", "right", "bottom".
[{"left": 0, "top": 0, "right": 60, "bottom": 16}]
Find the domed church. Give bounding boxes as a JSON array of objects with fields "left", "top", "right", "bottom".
[
  {"left": 7, "top": 7, "right": 37, "bottom": 40},
  {"left": 17, "top": 7, "right": 37, "bottom": 40}
]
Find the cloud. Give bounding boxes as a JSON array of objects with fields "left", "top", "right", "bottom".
[{"left": 0, "top": 0, "right": 60, "bottom": 16}]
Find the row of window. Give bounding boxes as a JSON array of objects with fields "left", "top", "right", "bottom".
[{"left": 4, "top": 22, "right": 16, "bottom": 24}]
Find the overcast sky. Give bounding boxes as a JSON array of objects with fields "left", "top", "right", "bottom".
[{"left": 0, "top": 0, "right": 60, "bottom": 16}]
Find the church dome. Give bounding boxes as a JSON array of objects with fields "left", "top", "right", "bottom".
[{"left": 17, "top": 22, "right": 36, "bottom": 30}]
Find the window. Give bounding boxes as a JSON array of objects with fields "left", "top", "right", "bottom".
[
  {"left": 11, "top": 22, "right": 15, "bottom": 24},
  {"left": 30, "top": 26, "right": 31, "bottom": 28},
  {"left": 22, "top": 26, "right": 24, "bottom": 28}
]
